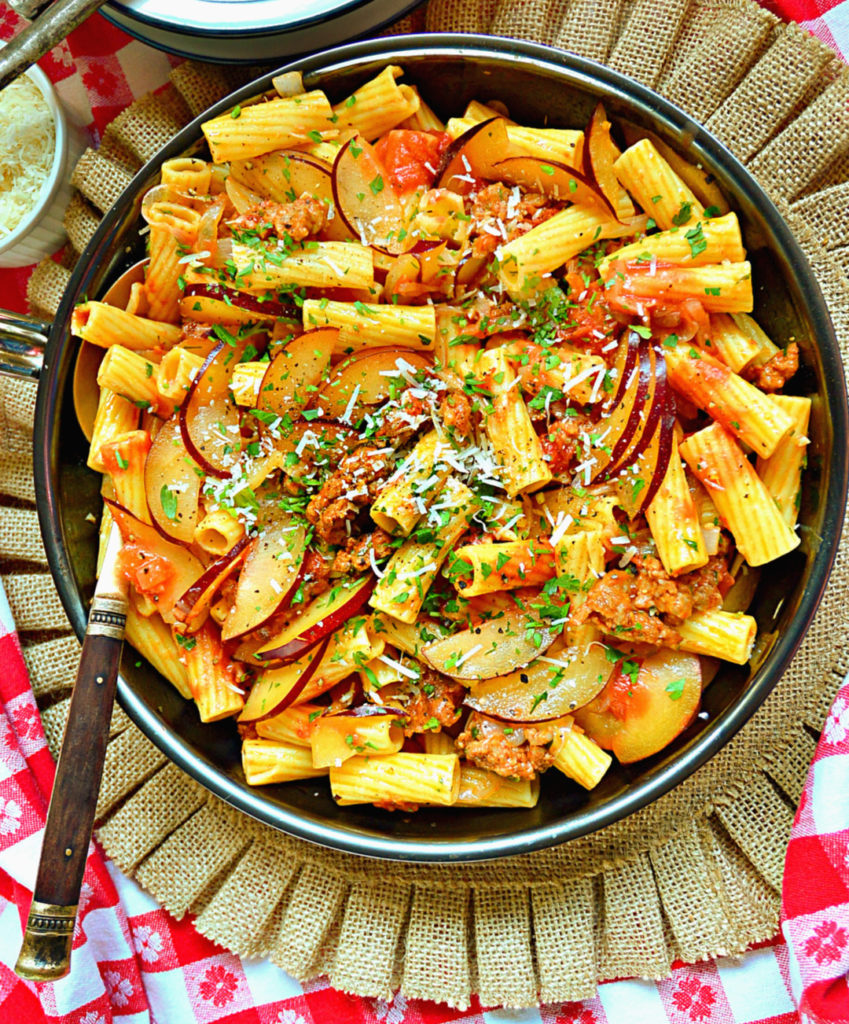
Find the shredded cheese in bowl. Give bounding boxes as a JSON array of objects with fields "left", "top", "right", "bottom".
[{"left": 0, "top": 74, "right": 56, "bottom": 239}]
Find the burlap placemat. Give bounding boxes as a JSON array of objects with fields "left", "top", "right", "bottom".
[{"left": 3, "top": 0, "right": 848, "bottom": 1008}]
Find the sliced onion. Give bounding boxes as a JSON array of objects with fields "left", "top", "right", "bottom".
[
  {"left": 141, "top": 183, "right": 179, "bottom": 223},
  {"left": 272, "top": 71, "right": 304, "bottom": 97},
  {"left": 195, "top": 198, "right": 227, "bottom": 262}
]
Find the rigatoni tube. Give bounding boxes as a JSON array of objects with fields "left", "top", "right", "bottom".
[
  {"left": 756, "top": 395, "right": 811, "bottom": 529},
  {"left": 331, "top": 66, "right": 419, "bottom": 141},
  {"left": 371, "top": 430, "right": 453, "bottom": 536},
  {"left": 646, "top": 448, "right": 709, "bottom": 576},
  {"left": 455, "top": 766, "right": 540, "bottom": 807},
  {"left": 676, "top": 608, "right": 757, "bottom": 664},
  {"left": 157, "top": 346, "right": 204, "bottom": 409},
  {"left": 452, "top": 538, "right": 557, "bottom": 598},
  {"left": 705, "top": 313, "right": 761, "bottom": 373},
  {"left": 497, "top": 204, "right": 635, "bottom": 295},
  {"left": 96, "top": 346, "right": 163, "bottom": 414},
  {"left": 193, "top": 509, "right": 246, "bottom": 556},
  {"left": 124, "top": 601, "right": 192, "bottom": 699},
  {"left": 145, "top": 224, "right": 183, "bottom": 324},
  {"left": 551, "top": 723, "right": 612, "bottom": 790},
  {"left": 478, "top": 346, "right": 552, "bottom": 496},
  {"left": 310, "top": 714, "right": 404, "bottom": 769},
  {"left": 371, "top": 476, "right": 473, "bottom": 622},
  {"left": 160, "top": 156, "right": 211, "bottom": 195},
  {"left": 229, "top": 240, "right": 374, "bottom": 292},
  {"left": 606, "top": 262, "right": 753, "bottom": 314},
  {"left": 679, "top": 422, "right": 800, "bottom": 567},
  {"left": 87, "top": 388, "right": 139, "bottom": 472},
  {"left": 72, "top": 301, "right": 181, "bottom": 351},
  {"left": 598, "top": 213, "right": 744, "bottom": 276},
  {"left": 255, "top": 703, "right": 322, "bottom": 746},
  {"left": 99, "top": 430, "right": 151, "bottom": 524},
  {"left": 330, "top": 752, "right": 461, "bottom": 806},
  {"left": 183, "top": 621, "right": 245, "bottom": 722},
  {"left": 664, "top": 345, "right": 792, "bottom": 457},
  {"left": 447, "top": 116, "right": 584, "bottom": 168},
  {"left": 303, "top": 299, "right": 436, "bottom": 353},
  {"left": 242, "top": 739, "right": 328, "bottom": 786},
  {"left": 613, "top": 138, "right": 705, "bottom": 229},
  {"left": 202, "top": 91, "right": 336, "bottom": 163},
  {"left": 730, "top": 312, "right": 781, "bottom": 367}
]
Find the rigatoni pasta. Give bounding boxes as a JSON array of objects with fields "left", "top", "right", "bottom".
[
  {"left": 680, "top": 422, "right": 800, "bottom": 566},
  {"left": 477, "top": 346, "right": 552, "bottom": 496},
  {"left": 646, "top": 446, "right": 708, "bottom": 577},
  {"left": 756, "top": 395, "right": 811, "bottom": 528},
  {"left": 242, "top": 739, "right": 328, "bottom": 785},
  {"left": 330, "top": 753, "right": 460, "bottom": 806},
  {"left": 303, "top": 299, "right": 436, "bottom": 351},
  {"left": 87, "top": 389, "right": 139, "bottom": 472},
  {"left": 498, "top": 204, "right": 634, "bottom": 295},
  {"left": 202, "top": 91, "right": 336, "bottom": 163},
  {"left": 614, "top": 137, "right": 704, "bottom": 229},
  {"left": 80, "top": 66, "right": 809, "bottom": 814},
  {"left": 331, "top": 66, "right": 420, "bottom": 141},
  {"left": 72, "top": 302, "right": 182, "bottom": 351}
]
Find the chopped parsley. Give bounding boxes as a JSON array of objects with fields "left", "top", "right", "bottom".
[
  {"left": 160, "top": 485, "right": 178, "bottom": 521},
  {"left": 672, "top": 201, "right": 693, "bottom": 226}
]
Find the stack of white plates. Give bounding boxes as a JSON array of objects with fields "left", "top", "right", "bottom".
[{"left": 102, "top": 0, "right": 422, "bottom": 62}]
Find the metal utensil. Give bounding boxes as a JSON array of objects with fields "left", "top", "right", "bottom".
[
  {"left": 0, "top": 263, "right": 144, "bottom": 979},
  {"left": 14, "top": 520, "right": 127, "bottom": 980},
  {"left": 0, "top": 0, "right": 107, "bottom": 92},
  {"left": 8, "top": 0, "right": 53, "bottom": 18},
  {"left": 72, "top": 262, "right": 147, "bottom": 441}
]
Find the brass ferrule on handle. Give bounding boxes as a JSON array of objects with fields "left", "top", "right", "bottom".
[
  {"left": 87, "top": 594, "right": 129, "bottom": 639},
  {"left": 15, "top": 900, "right": 78, "bottom": 981}
]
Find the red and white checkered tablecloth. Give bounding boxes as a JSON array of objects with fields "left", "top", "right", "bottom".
[
  {"left": 0, "top": 3, "right": 847, "bottom": 1022},
  {"left": 0, "top": 585, "right": 813, "bottom": 1024}
]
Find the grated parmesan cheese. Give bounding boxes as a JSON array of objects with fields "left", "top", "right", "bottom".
[{"left": 0, "top": 75, "right": 55, "bottom": 238}]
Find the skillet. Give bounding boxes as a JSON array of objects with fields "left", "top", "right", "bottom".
[{"left": 15, "top": 34, "right": 848, "bottom": 861}]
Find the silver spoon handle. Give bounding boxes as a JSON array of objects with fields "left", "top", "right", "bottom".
[
  {"left": 0, "top": 0, "right": 106, "bottom": 92},
  {"left": 7, "top": 0, "right": 53, "bottom": 20}
]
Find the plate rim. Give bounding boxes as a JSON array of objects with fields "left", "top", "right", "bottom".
[{"left": 104, "top": 0, "right": 394, "bottom": 37}]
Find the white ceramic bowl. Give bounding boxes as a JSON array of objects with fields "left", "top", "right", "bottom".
[
  {"left": 102, "top": 0, "right": 421, "bottom": 63},
  {"left": 0, "top": 58, "right": 87, "bottom": 269}
]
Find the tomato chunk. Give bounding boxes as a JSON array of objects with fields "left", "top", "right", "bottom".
[
  {"left": 605, "top": 658, "right": 646, "bottom": 721},
  {"left": 559, "top": 271, "right": 619, "bottom": 354},
  {"left": 119, "top": 542, "right": 176, "bottom": 597},
  {"left": 374, "top": 130, "right": 451, "bottom": 193}
]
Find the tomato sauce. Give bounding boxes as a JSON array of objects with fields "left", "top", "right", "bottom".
[
  {"left": 374, "top": 130, "right": 451, "bottom": 192},
  {"left": 119, "top": 542, "right": 176, "bottom": 598},
  {"left": 559, "top": 271, "right": 619, "bottom": 353},
  {"left": 606, "top": 660, "right": 646, "bottom": 721}
]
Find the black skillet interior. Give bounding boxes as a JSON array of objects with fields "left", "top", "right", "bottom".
[{"left": 36, "top": 36, "right": 848, "bottom": 862}]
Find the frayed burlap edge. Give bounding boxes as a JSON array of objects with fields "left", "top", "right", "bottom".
[{"left": 3, "top": 0, "right": 848, "bottom": 1009}]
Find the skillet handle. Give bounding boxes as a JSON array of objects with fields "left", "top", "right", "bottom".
[
  {"left": 0, "top": 309, "right": 49, "bottom": 380},
  {"left": 15, "top": 526, "right": 127, "bottom": 981}
]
